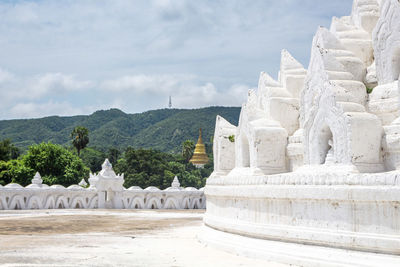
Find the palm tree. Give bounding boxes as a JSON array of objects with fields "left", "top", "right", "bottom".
[
  {"left": 70, "top": 126, "right": 89, "bottom": 156},
  {"left": 182, "top": 140, "right": 195, "bottom": 162}
]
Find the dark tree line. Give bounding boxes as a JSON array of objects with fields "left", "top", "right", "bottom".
[{"left": 0, "top": 127, "right": 213, "bottom": 189}]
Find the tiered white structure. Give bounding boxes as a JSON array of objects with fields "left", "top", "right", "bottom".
[
  {"left": 0, "top": 159, "right": 205, "bottom": 210},
  {"left": 204, "top": 0, "right": 400, "bottom": 265}
]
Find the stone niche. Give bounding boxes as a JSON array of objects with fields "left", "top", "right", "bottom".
[
  {"left": 235, "top": 90, "right": 288, "bottom": 175},
  {"left": 301, "top": 29, "right": 383, "bottom": 172}
]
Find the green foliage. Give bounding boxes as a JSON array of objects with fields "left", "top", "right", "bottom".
[
  {"left": 0, "top": 138, "right": 212, "bottom": 189},
  {"left": 0, "top": 105, "right": 233, "bottom": 188},
  {"left": 0, "top": 161, "right": 8, "bottom": 185},
  {"left": 21, "top": 142, "right": 89, "bottom": 186},
  {"left": 114, "top": 148, "right": 172, "bottom": 189},
  {"left": 182, "top": 140, "right": 195, "bottom": 162},
  {"left": 0, "top": 159, "right": 35, "bottom": 186},
  {"left": 131, "top": 107, "right": 240, "bottom": 153},
  {"left": 366, "top": 87, "right": 374, "bottom": 94},
  {"left": 114, "top": 147, "right": 212, "bottom": 190},
  {"left": 79, "top": 147, "right": 106, "bottom": 173},
  {"left": 71, "top": 126, "right": 89, "bottom": 156},
  {"left": 228, "top": 135, "right": 235, "bottom": 142},
  {"left": 107, "top": 147, "right": 121, "bottom": 165},
  {"left": 0, "top": 107, "right": 240, "bottom": 153},
  {"left": 0, "top": 139, "right": 20, "bottom": 161}
]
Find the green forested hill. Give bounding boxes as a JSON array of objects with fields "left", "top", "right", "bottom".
[{"left": 0, "top": 107, "right": 240, "bottom": 153}]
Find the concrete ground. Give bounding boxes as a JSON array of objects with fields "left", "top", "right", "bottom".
[{"left": 0, "top": 209, "right": 288, "bottom": 267}]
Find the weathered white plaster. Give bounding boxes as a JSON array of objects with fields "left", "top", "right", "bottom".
[
  {"left": 211, "top": 115, "right": 236, "bottom": 177},
  {"left": 286, "top": 128, "right": 303, "bottom": 171},
  {"left": 351, "top": 0, "right": 381, "bottom": 35},
  {"left": 365, "top": 60, "right": 378, "bottom": 88},
  {"left": 301, "top": 27, "right": 383, "bottom": 172},
  {"left": 201, "top": 223, "right": 400, "bottom": 267},
  {"left": 278, "top": 49, "right": 307, "bottom": 99},
  {"left": 0, "top": 160, "right": 205, "bottom": 210},
  {"left": 205, "top": 170, "right": 400, "bottom": 258},
  {"left": 256, "top": 50, "right": 305, "bottom": 136},
  {"left": 235, "top": 91, "right": 288, "bottom": 175},
  {"left": 368, "top": 80, "right": 399, "bottom": 125},
  {"left": 373, "top": 0, "right": 400, "bottom": 84},
  {"left": 204, "top": 0, "right": 400, "bottom": 264},
  {"left": 330, "top": 0, "right": 380, "bottom": 68},
  {"left": 212, "top": 50, "right": 306, "bottom": 177}
]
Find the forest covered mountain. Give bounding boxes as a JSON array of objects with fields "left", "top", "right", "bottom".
[{"left": 0, "top": 107, "right": 240, "bottom": 153}]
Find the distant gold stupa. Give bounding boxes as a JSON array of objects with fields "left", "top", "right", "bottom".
[{"left": 189, "top": 128, "right": 209, "bottom": 168}]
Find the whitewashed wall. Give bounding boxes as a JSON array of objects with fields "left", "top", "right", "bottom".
[{"left": 0, "top": 160, "right": 205, "bottom": 210}]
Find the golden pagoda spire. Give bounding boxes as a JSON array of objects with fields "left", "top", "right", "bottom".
[
  {"left": 189, "top": 128, "right": 209, "bottom": 168},
  {"left": 197, "top": 128, "right": 204, "bottom": 144}
]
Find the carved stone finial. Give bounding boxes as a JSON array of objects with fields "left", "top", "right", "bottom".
[
  {"left": 32, "top": 172, "right": 43, "bottom": 185},
  {"left": 171, "top": 176, "right": 180, "bottom": 188},
  {"left": 102, "top": 159, "right": 112, "bottom": 170},
  {"left": 88, "top": 158, "right": 125, "bottom": 193}
]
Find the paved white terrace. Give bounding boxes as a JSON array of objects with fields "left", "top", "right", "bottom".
[{"left": 0, "top": 209, "right": 288, "bottom": 267}]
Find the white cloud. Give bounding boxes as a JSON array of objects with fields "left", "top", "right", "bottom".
[
  {"left": 30, "top": 73, "right": 94, "bottom": 98},
  {"left": 152, "top": 0, "right": 187, "bottom": 21},
  {"left": 9, "top": 101, "right": 83, "bottom": 119},
  {"left": 101, "top": 74, "right": 249, "bottom": 109},
  {"left": 101, "top": 74, "right": 185, "bottom": 93},
  {"left": 0, "top": 71, "right": 94, "bottom": 101},
  {"left": 0, "top": 69, "right": 248, "bottom": 119},
  {"left": 0, "top": 68, "right": 14, "bottom": 84},
  {"left": 0, "top": 70, "right": 97, "bottom": 119},
  {"left": 0, "top": 0, "right": 352, "bottom": 119},
  {"left": 10, "top": 2, "right": 39, "bottom": 24}
]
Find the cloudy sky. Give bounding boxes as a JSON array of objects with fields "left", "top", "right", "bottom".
[{"left": 0, "top": 0, "right": 352, "bottom": 119}]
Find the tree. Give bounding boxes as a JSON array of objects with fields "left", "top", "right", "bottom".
[
  {"left": 0, "top": 139, "right": 20, "bottom": 161},
  {"left": 22, "top": 142, "right": 89, "bottom": 186},
  {"left": 71, "top": 126, "right": 89, "bottom": 156},
  {"left": 182, "top": 140, "right": 195, "bottom": 162},
  {"left": 79, "top": 147, "right": 106, "bottom": 173},
  {"left": 0, "top": 160, "right": 35, "bottom": 186},
  {"left": 115, "top": 147, "right": 182, "bottom": 189},
  {"left": 108, "top": 148, "right": 121, "bottom": 165}
]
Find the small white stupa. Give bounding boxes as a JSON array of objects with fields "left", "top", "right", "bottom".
[{"left": 171, "top": 176, "right": 180, "bottom": 188}]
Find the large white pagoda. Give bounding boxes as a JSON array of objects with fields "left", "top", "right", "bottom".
[{"left": 203, "top": 0, "right": 400, "bottom": 266}]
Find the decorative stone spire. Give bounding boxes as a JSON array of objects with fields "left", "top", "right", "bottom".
[
  {"left": 31, "top": 172, "right": 43, "bottom": 185},
  {"left": 99, "top": 158, "right": 117, "bottom": 178},
  {"left": 102, "top": 158, "right": 112, "bottom": 170},
  {"left": 189, "top": 128, "right": 209, "bottom": 168},
  {"left": 88, "top": 158, "right": 125, "bottom": 191},
  {"left": 171, "top": 176, "right": 180, "bottom": 188}
]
